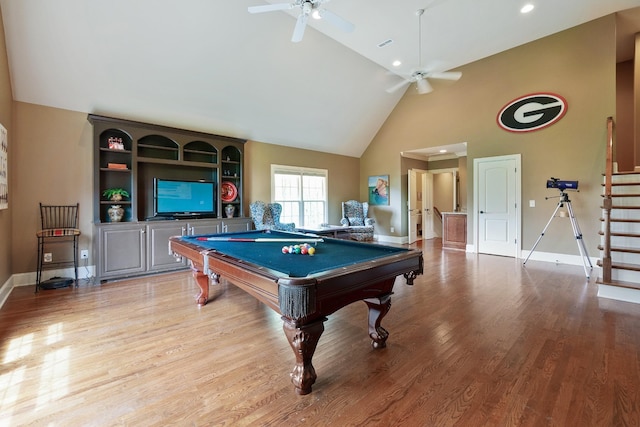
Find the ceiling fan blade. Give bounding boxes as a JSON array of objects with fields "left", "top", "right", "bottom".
[
  {"left": 318, "top": 8, "right": 355, "bottom": 33},
  {"left": 427, "top": 71, "right": 462, "bottom": 81},
  {"left": 248, "top": 3, "right": 294, "bottom": 14},
  {"left": 386, "top": 78, "right": 411, "bottom": 94},
  {"left": 416, "top": 77, "right": 433, "bottom": 94},
  {"left": 291, "top": 13, "right": 309, "bottom": 42}
]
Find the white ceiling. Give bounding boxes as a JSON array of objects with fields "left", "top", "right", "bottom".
[{"left": 2, "top": 0, "right": 640, "bottom": 158}]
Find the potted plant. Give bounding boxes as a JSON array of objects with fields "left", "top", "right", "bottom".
[
  {"left": 102, "top": 188, "right": 129, "bottom": 222},
  {"left": 102, "top": 188, "right": 130, "bottom": 202}
]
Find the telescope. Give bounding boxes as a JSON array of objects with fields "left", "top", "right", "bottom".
[
  {"left": 546, "top": 177, "right": 578, "bottom": 191},
  {"left": 524, "top": 176, "right": 591, "bottom": 278}
]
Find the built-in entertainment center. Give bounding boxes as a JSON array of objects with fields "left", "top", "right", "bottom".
[{"left": 89, "top": 115, "right": 251, "bottom": 281}]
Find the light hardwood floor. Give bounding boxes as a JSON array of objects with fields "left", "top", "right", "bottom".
[{"left": 1, "top": 239, "right": 639, "bottom": 426}]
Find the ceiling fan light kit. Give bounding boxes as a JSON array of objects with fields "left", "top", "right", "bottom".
[
  {"left": 248, "top": 0, "right": 355, "bottom": 43},
  {"left": 415, "top": 76, "right": 432, "bottom": 95},
  {"left": 386, "top": 8, "right": 462, "bottom": 95}
]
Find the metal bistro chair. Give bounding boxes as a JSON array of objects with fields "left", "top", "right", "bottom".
[{"left": 36, "top": 203, "right": 81, "bottom": 292}]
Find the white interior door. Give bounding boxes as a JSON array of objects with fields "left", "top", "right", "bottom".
[
  {"left": 423, "top": 172, "right": 436, "bottom": 239},
  {"left": 475, "top": 155, "right": 521, "bottom": 257},
  {"left": 408, "top": 169, "right": 418, "bottom": 244}
]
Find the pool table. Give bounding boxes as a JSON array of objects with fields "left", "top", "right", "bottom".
[{"left": 169, "top": 229, "right": 423, "bottom": 395}]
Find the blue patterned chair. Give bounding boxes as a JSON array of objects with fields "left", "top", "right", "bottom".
[
  {"left": 249, "top": 201, "right": 296, "bottom": 231},
  {"left": 340, "top": 200, "right": 375, "bottom": 241}
]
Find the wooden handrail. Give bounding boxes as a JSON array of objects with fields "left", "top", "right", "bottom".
[
  {"left": 434, "top": 206, "right": 442, "bottom": 220},
  {"left": 602, "top": 116, "right": 614, "bottom": 283}
]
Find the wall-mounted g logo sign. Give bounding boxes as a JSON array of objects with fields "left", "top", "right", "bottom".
[{"left": 497, "top": 93, "right": 567, "bottom": 132}]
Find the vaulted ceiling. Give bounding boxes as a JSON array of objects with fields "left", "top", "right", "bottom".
[{"left": 2, "top": 0, "right": 640, "bottom": 157}]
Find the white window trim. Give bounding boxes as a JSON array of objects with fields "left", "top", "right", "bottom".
[{"left": 271, "top": 164, "right": 328, "bottom": 227}]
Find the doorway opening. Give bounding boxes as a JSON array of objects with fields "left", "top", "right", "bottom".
[{"left": 403, "top": 143, "right": 467, "bottom": 244}]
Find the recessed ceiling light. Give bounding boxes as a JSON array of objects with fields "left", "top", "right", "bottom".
[
  {"left": 521, "top": 3, "right": 534, "bottom": 13},
  {"left": 439, "top": 149, "right": 447, "bottom": 153},
  {"left": 392, "top": 60, "right": 402, "bottom": 67}
]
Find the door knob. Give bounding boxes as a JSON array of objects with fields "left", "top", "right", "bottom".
[{"left": 480, "top": 210, "right": 485, "bottom": 214}]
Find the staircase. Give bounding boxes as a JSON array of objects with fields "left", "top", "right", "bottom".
[{"left": 597, "top": 117, "right": 640, "bottom": 303}]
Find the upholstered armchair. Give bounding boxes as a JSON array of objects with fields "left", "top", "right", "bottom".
[
  {"left": 340, "top": 200, "right": 375, "bottom": 241},
  {"left": 249, "top": 201, "right": 296, "bottom": 231}
]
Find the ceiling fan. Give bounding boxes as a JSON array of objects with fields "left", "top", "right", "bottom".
[
  {"left": 248, "top": 0, "right": 355, "bottom": 43},
  {"left": 387, "top": 9, "right": 462, "bottom": 95}
]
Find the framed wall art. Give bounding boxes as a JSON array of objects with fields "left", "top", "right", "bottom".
[
  {"left": 0, "top": 124, "right": 6, "bottom": 210},
  {"left": 368, "top": 175, "right": 389, "bottom": 206}
]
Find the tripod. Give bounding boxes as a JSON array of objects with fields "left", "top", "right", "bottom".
[{"left": 523, "top": 190, "right": 593, "bottom": 278}]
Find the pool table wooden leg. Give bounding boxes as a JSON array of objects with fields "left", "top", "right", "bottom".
[
  {"left": 282, "top": 318, "right": 325, "bottom": 395},
  {"left": 191, "top": 269, "right": 210, "bottom": 306},
  {"left": 189, "top": 261, "right": 218, "bottom": 306},
  {"left": 364, "top": 293, "right": 392, "bottom": 349}
]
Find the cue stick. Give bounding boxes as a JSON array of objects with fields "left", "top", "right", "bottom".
[{"left": 196, "top": 237, "right": 324, "bottom": 243}]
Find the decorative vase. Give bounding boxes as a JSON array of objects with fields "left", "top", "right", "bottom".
[
  {"left": 225, "top": 204, "right": 235, "bottom": 218},
  {"left": 108, "top": 205, "right": 125, "bottom": 222},
  {"left": 110, "top": 194, "right": 123, "bottom": 202}
]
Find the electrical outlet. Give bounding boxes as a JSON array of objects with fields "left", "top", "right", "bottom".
[
  {"left": 44, "top": 253, "right": 52, "bottom": 263},
  {"left": 80, "top": 249, "right": 89, "bottom": 259},
  {"left": 390, "top": 227, "right": 395, "bottom": 233}
]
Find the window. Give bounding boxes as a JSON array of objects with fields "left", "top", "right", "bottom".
[{"left": 271, "top": 165, "right": 327, "bottom": 227}]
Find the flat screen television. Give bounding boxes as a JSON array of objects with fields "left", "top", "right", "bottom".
[{"left": 154, "top": 178, "right": 216, "bottom": 218}]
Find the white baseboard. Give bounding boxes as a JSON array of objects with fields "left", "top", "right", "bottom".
[
  {"left": 466, "top": 245, "right": 597, "bottom": 269},
  {"left": 375, "top": 234, "right": 406, "bottom": 245},
  {"left": 0, "top": 275, "right": 13, "bottom": 309},
  {"left": 520, "top": 249, "right": 599, "bottom": 269},
  {"left": 0, "top": 265, "right": 95, "bottom": 309},
  {"left": 597, "top": 284, "right": 640, "bottom": 304},
  {"left": 383, "top": 239, "right": 598, "bottom": 272}
]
